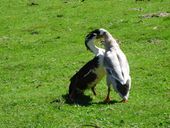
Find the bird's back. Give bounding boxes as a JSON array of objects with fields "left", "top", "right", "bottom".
[{"left": 70, "top": 56, "right": 99, "bottom": 82}]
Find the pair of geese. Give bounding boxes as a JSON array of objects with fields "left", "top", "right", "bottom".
[{"left": 69, "top": 28, "right": 131, "bottom": 103}]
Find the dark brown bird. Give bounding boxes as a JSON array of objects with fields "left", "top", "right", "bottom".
[{"left": 68, "top": 31, "right": 105, "bottom": 101}]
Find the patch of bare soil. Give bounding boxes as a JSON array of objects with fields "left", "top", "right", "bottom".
[
  {"left": 147, "top": 38, "right": 162, "bottom": 44},
  {"left": 141, "top": 12, "right": 170, "bottom": 18},
  {"left": 129, "top": 8, "right": 143, "bottom": 11}
]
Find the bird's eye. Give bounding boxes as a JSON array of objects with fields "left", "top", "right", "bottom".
[{"left": 93, "top": 33, "right": 97, "bottom": 36}]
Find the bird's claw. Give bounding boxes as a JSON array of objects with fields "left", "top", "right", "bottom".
[
  {"left": 120, "top": 99, "right": 128, "bottom": 103},
  {"left": 103, "top": 97, "right": 111, "bottom": 103}
]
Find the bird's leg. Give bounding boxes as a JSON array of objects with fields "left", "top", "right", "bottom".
[
  {"left": 91, "top": 86, "right": 96, "bottom": 96},
  {"left": 104, "top": 86, "right": 111, "bottom": 103},
  {"left": 120, "top": 99, "right": 128, "bottom": 103}
]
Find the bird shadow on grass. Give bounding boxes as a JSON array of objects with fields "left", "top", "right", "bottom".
[
  {"left": 51, "top": 93, "right": 119, "bottom": 107},
  {"left": 94, "top": 100, "right": 119, "bottom": 105},
  {"left": 51, "top": 93, "right": 93, "bottom": 106}
]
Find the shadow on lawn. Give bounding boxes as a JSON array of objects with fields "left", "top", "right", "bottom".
[
  {"left": 51, "top": 94, "right": 119, "bottom": 107},
  {"left": 62, "top": 94, "right": 93, "bottom": 106},
  {"left": 94, "top": 100, "right": 119, "bottom": 105}
]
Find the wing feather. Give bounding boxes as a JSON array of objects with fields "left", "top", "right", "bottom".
[
  {"left": 70, "top": 56, "right": 99, "bottom": 81},
  {"left": 104, "top": 50, "right": 128, "bottom": 85},
  {"left": 116, "top": 49, "right": 130, "bottom": 81}
]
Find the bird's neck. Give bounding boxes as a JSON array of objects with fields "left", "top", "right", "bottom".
[
  {"left": 103, "top": 32, "right": 119, "bottom": 50},
  {"left": 87, "top": 40, "right": 101, "bottom": 56}
]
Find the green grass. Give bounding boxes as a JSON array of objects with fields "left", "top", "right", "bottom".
[{"left": 0, "top": 0, "right": 170, "bottom": 127}]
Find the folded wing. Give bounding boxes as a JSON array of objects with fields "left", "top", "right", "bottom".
[{"left": 104, "top": 50, "right": 129, "bottom": 85}]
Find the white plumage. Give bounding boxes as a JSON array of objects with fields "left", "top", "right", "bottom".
[
  {"left": 95, "top": 28, "right": 131, "bottom": 102},
  {"left": 69, "top": 28, "right": 131, "bottom": 103}
]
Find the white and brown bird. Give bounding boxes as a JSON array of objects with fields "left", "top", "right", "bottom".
[
  {"left": 90, "top": 28, "right": 131, "bottom": 103},
  {"left": 68, "top": 31, "right": 105, "bottom": 101}
]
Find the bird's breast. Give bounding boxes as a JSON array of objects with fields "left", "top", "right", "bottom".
[{"left": 87, "top": 66, "right": 106, "bottom": 88}]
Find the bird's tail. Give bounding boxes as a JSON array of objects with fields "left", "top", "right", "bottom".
[{"left": 115, "top": 79, "right": 130, "bottom": 100}]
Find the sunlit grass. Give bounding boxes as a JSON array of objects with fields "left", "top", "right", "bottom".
[{"left": 0, "top": 0, "right": 169, "bottom": 127}]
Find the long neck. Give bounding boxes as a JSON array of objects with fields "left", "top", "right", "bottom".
[
  {"left": 103, "top": 31, "right": 119, "bottom": 50},
  {"left": 87, "top": 40, "right": 100, "bottom": 55}
]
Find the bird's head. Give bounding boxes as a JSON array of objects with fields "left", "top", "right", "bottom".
[
  {"left": 86, "top": 28, "right": 107, "bottom": 38},
  {"left": 98, "top": 28, "right": 108, "bottom": 37},
  {"left": 85, "top": 28, "right": 107, "bottom": 50},
  {"left": 85, "top": 30, "right": 98, "bottom": 51}
]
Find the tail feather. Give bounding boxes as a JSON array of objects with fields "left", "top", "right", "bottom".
[{"left": 115, "top": 80, "right": 129, "bottom": 97}]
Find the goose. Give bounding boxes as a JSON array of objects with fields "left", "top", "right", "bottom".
[
  {"left": 91, "top": 28, "right": 131, "bottom": 103},
  {"left": 68, "top": 31, "right": 105, "bottom": 101}
]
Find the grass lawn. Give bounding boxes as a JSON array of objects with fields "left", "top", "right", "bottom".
[{"left": 0, "top": 0, "right": 170, "bottom": 127}]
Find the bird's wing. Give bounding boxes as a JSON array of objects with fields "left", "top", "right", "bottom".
[
  {"left": 70, "top": 56, "right": 99, "bottom": 81},
  {"left": 116, "top": 49, "right": 130, "bottom": 81},
  {"left": 104, "top": 50, "right": 126, "bottom": 85}
]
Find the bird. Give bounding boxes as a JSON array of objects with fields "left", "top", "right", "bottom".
[
  {"left": 89, "top": 28, "right": 131, "bottom": 103},
  {"left": 68, "top": 31, "right": 105, "bottom": 101}
]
